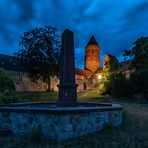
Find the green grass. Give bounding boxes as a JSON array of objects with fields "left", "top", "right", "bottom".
[
  {"left": 0, "top": 89, "right": 106, "bottom": 105},
  {"left": 78, "top": 89, "right": 110, "bottom": 100},
  {"left": 0, "top": 91, "right": 58, "bottom": 104},
  {"left": 0, "top": 89, "right": 147, "bottom": 105},
  {"left": 0, "top": 104, "right": 148, "bottom": 148},
  {"left": 78, "top": 90, "right": 148, "bottom": 104}
]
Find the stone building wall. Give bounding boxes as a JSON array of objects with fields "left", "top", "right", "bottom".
[
  {"left": 76, "top": 78, "right": 93, "bottom": 92},
  {"left": 3, "top": 69, "right": 93, "bottom": 92},
  {"left": 50, "top": 76, "right": 59, "bottom": 91},
  {"left": 4, "top": 69, "right": 48, "bottom": 92}
]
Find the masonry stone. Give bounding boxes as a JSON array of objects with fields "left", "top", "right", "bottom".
[{"left": 0, "top": 107, "right": 122, "bottom": 140}]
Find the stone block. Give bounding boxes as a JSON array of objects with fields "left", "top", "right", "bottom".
[
  {"left": 2, "top": 112, "right": 10, "bottom": 118},
  {"left": 57, "top": 115, "right": 70, "bottom": 125}
]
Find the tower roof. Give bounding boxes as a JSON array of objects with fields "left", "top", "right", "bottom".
[{"left": 87, "top": 35, "right": 98, "bottom": 46}]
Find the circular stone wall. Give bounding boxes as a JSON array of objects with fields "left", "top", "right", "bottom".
[{"left": 0, "top": 102, "right": 122, "bottom": 140}]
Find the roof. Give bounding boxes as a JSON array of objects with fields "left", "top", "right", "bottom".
[
  {"left": 119, "top": 59, "right": 132, "bottom": 71},
  {"left": 75, "top": 68, "right": 93, "bottom": 78},
  {"left": 87, "top": 35, "right": 98, "bottom": 46},
  {"left": 0, "top": 53, "right": 95, "bottom": 78},
  {"left": 0, "top": 54, "right": 27, "bottom": 71},
  {"left": 105, "top": 53, "right": 117, "bottom": 60}
]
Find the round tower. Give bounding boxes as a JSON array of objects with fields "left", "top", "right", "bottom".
[{"left": 84, "top": 35, "right": 100, "bottom": 72}]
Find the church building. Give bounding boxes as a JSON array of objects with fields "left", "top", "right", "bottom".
[
  {"left": 0, "top": 35, "right": 129, "bottom": 92},
  {"left": 75, "top": 35, "right": 101, "bottom": 91}
]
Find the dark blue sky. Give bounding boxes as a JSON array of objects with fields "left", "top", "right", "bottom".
[{"left": 0, "top": 0, "right": 148, "bottom": 68}]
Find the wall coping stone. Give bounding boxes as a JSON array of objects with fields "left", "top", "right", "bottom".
[{"left": 0, "top": 102, "right": 122, "bottom": 114}]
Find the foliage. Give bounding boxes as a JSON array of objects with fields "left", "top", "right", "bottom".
[
  {"left": 104, "top": 56, "right": 119, "bottom": 72},
  {"left": 0, "top": 92, "right": 58, "bottom": 104},
  {"left": 110, "top": 72, "right": 130, "bottom": 97},
  {"left": 99, "top": 71, "right": 126, "bottom": 96},
  {"left": 123, "top": 36, "right": 148, "bottom": 70},
  {"left": 0, "top": 68, "right": 4, "bottom": 80},
  {"left": 130, "top": 68, "right": 148, "bottom": 94},
  {"left": 98, "top": 55, "right": 125, "bottom": 96},
  {"left": 0, "top": 68, "right": 15, "bottom": 94},
  {"left": 14, "top": 26, "right": 61, "bottom": 90},
  {"left": 99, "top": 83, "right": 106, "bottom": 92},
  {"left": 123, "top": 36, "right": 148, "bottom": 96}
]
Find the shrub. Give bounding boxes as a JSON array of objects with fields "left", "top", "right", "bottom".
[
  {"left": 0, "top": 68, "right": 4, "bottom": 80},
  {"left": 1, "top": 96, "right": 15, "bottom": 103},
  {"left": 110, "top": 73, "right": 129, "bottom": 97},
  {"left": 130, "top": 68, "right": 148, "bottom": 94},
  {"left": 3, "top": 89, "right": 11, "bottom": 96},
  {"left": 0, "top": 74, "right": 15, "bottom": 93},
  {"left": 99, "top": 82, "right": 111, "bottom": 95},
  {"left": 99, "top": 72, "right": 130, "bottom": 97}
]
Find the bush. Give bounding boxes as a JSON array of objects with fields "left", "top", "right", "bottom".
[
  {"left": 3, "top": 89, "right": 11, "bottom": 96},
  {"left": 110, "top": 73, "right": 130, "bottom": 97},
  {"left": 99, "top": 72, "right": 130, "bottom": 97},
  {"left": 0, "top": 68, "right": 4, "bottom": 80},
  {"left": 0, "top": 78, "right": 14, "bottom": 91},
  {"left": 99, "top": 82, "right": 111, "bottom": 95},
  {"left": 130, "top": 68, "right": 148, "bottom": 94},
  {"left": 1, "top": 96, "right": 15, "bottom": 103}
]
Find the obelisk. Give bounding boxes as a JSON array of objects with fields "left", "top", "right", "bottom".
[{"left": 56, "top": 29, "right": 78, "bottom": 106}]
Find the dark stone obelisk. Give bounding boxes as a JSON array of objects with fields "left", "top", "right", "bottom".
[{"left": 56, "top": 29, "right": 78, "bottom": 106}]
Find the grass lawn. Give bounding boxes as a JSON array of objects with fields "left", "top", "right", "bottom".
[
  {"left": 0, "top": 90, "right": 148, "bottom": 147},
  {"left": 0, "top": 89, "right": 147, "bottom": 104},
  {"left": 0, "top": 91, "right": 58, "bottom": 104}
]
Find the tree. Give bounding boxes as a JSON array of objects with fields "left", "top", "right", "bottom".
[
  {"left": 123, "top": 36, "right": 148, "bottom": 96},
  {"left": 99, "top": 55, "right": 124, "bottom": 95},
  {"left": 14, "top": 26, "right": 61, "bottom": 91},
  {"left": 123, "top": 36, "right": 148, "bottom": 69},
  {"left": 104, "top": 56, "right": 119, "bottom": 72},
  {"left": 0, "top": 68, "right": 4, "bottom": 80},
  {"left": 99, "top": 55, "right": 129, "bottom": 97},
  {"left": 130, "top": 68, "right": 148, "bottom": 94},
  {"left": 103, "top": 55, "right": 120, "bottom": 82}
]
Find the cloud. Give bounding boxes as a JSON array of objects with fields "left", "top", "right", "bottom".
[{"left": 0, "top": 0, "right": 148, "bottom": 68}]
